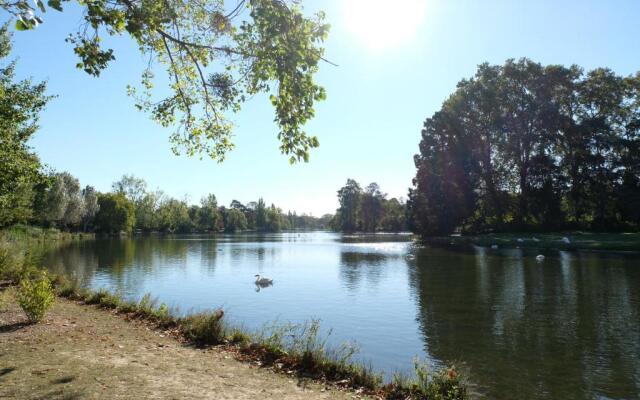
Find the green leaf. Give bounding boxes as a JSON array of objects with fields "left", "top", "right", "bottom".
[
  {"left": 15, "top": 20, "right": 30, "bottom": 31},
  {"left": 47, "top": 0, "right": 63, "bottom": 11},
  {"left": 36, "top": 0, "right": 46, "bottom": 13}
]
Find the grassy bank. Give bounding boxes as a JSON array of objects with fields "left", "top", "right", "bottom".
[
  {"left": 0, "top": 224, "right": 93, "bottom": 242},
  {"left": 0, "top": 227, "right": 469, "bottom": 400},
  {"left": 425, "top": 232, "right": 640, "bottom": 252}
]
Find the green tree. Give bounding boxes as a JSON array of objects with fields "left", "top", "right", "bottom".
[
  {"left": 156, "top": 198, "right": 191, "bottom": 233},
  {"left": 255, "top": 198, "right": 267, "bottom": 231},
  {"left": 81, "top": 185, "right": 99, "bottom": 232},
  {"left": 135, "top": 191, "right": 162, "bottom": 231},
  {"left": 95, "top": 193, "right": 135, "bottom": 234},
  {"left": 198, "top": 194, "right": 221, "bottom": 232},
  {"left": 359, "top": 182, "right": 385, "bottom": 232},
  {"left": 38, "top": 172, "right": 85, "bottom": 229},
  {"left": 380, "top": 198, "right": 406, "bottom": 232},
  {"left": 4, "top": 0, "right": 330, "bottom": 163},
  {"left": 0, "top": 25, "right": 49, "bottom": 227},
  {"left": 336, "top": 179, "right": 361, "bottom": 232},
  {"left": 224, "top": 208, "right": 247, "bottom": 232},
  {"left": 112, "top": 174, "right": 147, "bottom": 204},
  {"left": 408, "top": 58, "right": 640, "bottom": 236}
]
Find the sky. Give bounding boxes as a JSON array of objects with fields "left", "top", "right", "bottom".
[{"left": 7, "top": 0, "right": 640, "bottom": 216}]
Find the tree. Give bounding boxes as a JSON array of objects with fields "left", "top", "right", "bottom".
[
  {"left": 4, "top": 0, "right": 330, "bottom": 163},
  {"left": 156, "top": 198, "right": 191, "bottom": 233},
  {"left": 408, "top": 58, "right": 640, "bottom": 236},
  {"left": 336, "top": 179, "right": 361, "bottom": 232},
  {"left": 359, "top": 182, "right": 385, "bottom": 232},
  {"left": 38, "top": 172, "right": 85, "bottom": 229},
  {"left": 60, "top": 173, "right": 84, "bottom": 228},
  {"left": 198, "top": 194, "right": 221, "bottom": 232},
  {"left": 95, "top": 193, "right": 135, "bottom": 234},
  {"left": 0, "top": 25, "right": 49, "bottom": 227},
  {"left": 381, "top": 198, "right": 406, "bottom": 232},
  {"left": 112, "top": 174, "right": 147, "bottom": 204},
  {"left": 136, "top": 191, "right": 162, "bottom": 231},
  {"left": 265, "top": 204, "right": 284, "bottom": 232},
  {"left": 81, "top": 185, "right": 99, "bottom": 231},
  {"left": 224, "top": 208, "right": 247, "bottom": 232},
  {"left": 255, "top": 198, "right": 267, "bottom": 231}
]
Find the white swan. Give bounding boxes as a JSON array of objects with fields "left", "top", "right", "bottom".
[
  {"left": 562, "top": 236, "right": 571, "bottom": 244},
  {"left": 254, "top": 274, "right": 273, "bottom": 285},
  {"left": 536, "top": 254, "right": 545, "bottom": 262}
]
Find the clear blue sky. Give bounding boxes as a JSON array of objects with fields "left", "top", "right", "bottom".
[{"left": 8, "top": 0, "right": 640, "bottom": 216}]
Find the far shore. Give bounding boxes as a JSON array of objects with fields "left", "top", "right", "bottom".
[{"left": 423, "top": 232, "right": 640, "bottom": 252}]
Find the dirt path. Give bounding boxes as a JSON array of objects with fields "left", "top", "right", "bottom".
[{"left": 0, "top": 294, "right": 364, "bottom": 400}]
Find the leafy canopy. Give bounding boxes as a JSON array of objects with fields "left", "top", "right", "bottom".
[
  {"left": 0, "top": 25, "right": 50, "bottom": 227},
  {"left": 2, "top": 0, "right": 330, "bottom": 163}
]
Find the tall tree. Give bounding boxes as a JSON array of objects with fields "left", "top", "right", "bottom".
[
  {"left": 198, "top": 194, "right": 221, "bottom": 232},
  {"left": 81, "top": 185, "right": 99, "bottom": 231},
  {"left": 336, "top": 179, "right": 361, "bottom": 232},
  {"left": 112, "top": 174, "right": 147, "bottom": 204},
  {"left": 3, "top": 0, "right": 330, "bottom": 163},
  {"left": 359, "top": 182, "right": 385, "bottom": 232},
  {"left": 0, "top": 25, "right": 49, "bottom": 227},
  {"left": 255, "top": 198, "right": 267, "bottom": 231},
  {"left": 95, "top": 193, "right": 135, "bottom": 234},
  {"left": 408, "top": 58, "right": 640, "bottom": 236}
]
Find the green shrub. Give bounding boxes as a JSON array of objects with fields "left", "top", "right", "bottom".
[
  {"left": 180, "top": 310, "right": 226, "bottom": 345},
  {"left": 16, "top": 272, "right": 55, "bottom": 323}
]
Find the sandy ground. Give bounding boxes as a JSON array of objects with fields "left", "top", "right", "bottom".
[{"left": 0, "top": 291, "right": 365, "bottom": 400}]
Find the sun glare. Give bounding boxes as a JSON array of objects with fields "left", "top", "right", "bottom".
[{"left": 342, "top": 0, "right": 428, "bottom": 51}]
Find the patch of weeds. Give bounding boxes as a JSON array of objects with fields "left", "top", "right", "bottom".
[
  {"left": 392, "top": 358, "right": 468, "bottom": 400},
  {"left": 228, "top": 328, "right": 251, "bottom": 345},
  {"left": 117, "top": 300, "right": 138, "bottom": 314},
  {"left": 180, "top": 310, "right": 226, "bottom": 345},
  {"left": 53, "top": 275, "right": 83, "bottom": 299},
  {"left": 251, "top": 319, "right": 383, "bottom": 390},
  {"left": 136, "top": 293, "right": 156, "bottom": 315}
]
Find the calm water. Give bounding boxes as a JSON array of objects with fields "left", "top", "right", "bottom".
[{"left": 42, "top": 232, "right": 640, "bottom": 400}]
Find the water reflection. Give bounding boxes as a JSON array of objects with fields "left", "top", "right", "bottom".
[
  {"left": 255, "top": 281, "right": 273, "bottom": 292},
  {"left": 42, "top": 233, "right": 640, "bottom": 400},
  {"left": 409, "top": 246, "right": 640, "bottom": 399}
]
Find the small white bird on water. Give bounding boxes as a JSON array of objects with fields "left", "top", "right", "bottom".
[
  {"left": 562, "top": 236, "right": 571, "bottom": 244},
  {"left": 536, "top": 254, "right": 545, "bottom": 262},
  {"left": 254, "top": 274, "right": 273, "bottom": 285}
]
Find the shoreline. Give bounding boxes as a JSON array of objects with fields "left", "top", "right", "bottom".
[
  {"left": 0, "top": 291, "right": 363, "bottom": 400},
  {"left": 0, "top": 278, "right": 468, "bottom": 399},
  {"left": 422, "top": 232, "right": 640, "bottom": 253}
]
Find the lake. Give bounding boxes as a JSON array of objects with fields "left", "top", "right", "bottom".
[{"left": 41, "top": 232, "right": 640, "bottom": 400}]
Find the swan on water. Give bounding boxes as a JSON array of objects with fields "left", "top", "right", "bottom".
[
  {"left": 254, "top": 274, "right": 273, "bottom": 285},
  {"left": 562, "top": 236, "right": 571, "bottom": 244},
  {"left": 536, "top": 254, "right": 545, "bottom": 262}
]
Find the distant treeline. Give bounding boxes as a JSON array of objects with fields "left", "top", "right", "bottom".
[
  {"left": 333, "top": 180, "right": 407, "bottom": 232},
  {"left": 407, "top": 59, "right": 640, "bottom": 236},
  {"left": 0, "top": 172, "right": 333, "bottom": 234},
  {"left": 2, "top": 172, "right": 333, "bottom": 234}
]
